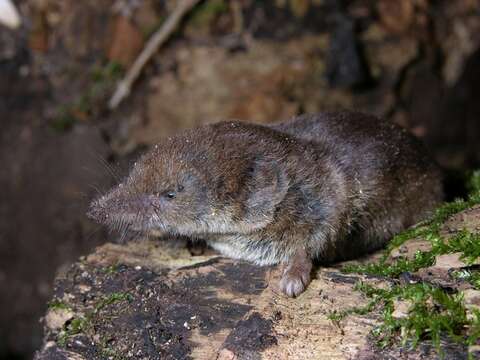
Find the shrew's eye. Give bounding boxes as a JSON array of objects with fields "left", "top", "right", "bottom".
[
  {"left": 178, "top": 184, "right": 184, "bottom": 192},
  {"left": 165, "top": 191, "right": 176, "bottom": 199}
]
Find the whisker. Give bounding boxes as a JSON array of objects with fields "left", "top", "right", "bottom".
[
  {"left": 71, "top": 190, "right": 91, "bottom": 199},
  {"left": 119, "top": 222, "right": 131, "bottom": 244},
  {"left": 84, "top": 224, "right": 104, "bottom": 243},
  {"left": 88, "top": 183, "right": 105, "bottom": 198},
  {"left": 87, "top": 149, "right": 121, "bottom": 182}
]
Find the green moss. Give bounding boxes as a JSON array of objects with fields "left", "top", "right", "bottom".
[
  {"left": 467, "top": 170, "right": 480, "bottom": 196},
  {"left": 141, "top": 16, "right": 167, "bottom": 38},
  {"left": 99, "top": 339, "right": 127, "bottom": 360},
  {"left": 344, "top": 170, "right": 480, "bottom": 278},
  {"left": 50, "top": 106, "right": 76, "bottom": 132},
  {"left": 101, "top": 263, "right": 120, "bottom": 274},
  {"left": 57, "top": 316, "right": 89, "bottom": 347},
  {"left": 94, "top": 292, "right": 134, "bottom": 313},
  {"left": 344, "top": 229, "right": 480, "bottom": 279},
  {"left": 338, "top": 171, "right": 480, "bottom": 358},
  {"left": 56, "top": 291, "right": 133, "bottom": 348},
  {"left": 91, "top": 62, "right": 123, "bottom": 83},
  {"left": 189, "top": 0, "right": 228, "bottom": 28},
  {"left": 69, "top": 317, "right": 88, "bottom": 334},
  {"left": 355, "top": 282, "right": 470, "bottom": 350},
  {"left": 327, "top": 301, "right": 375, "bottom": 324},
  {"left": 101, "top": 348, "right": 125, "bottom": 360},
  {"left": 439, "top": 230, "right": 480, "bottom": 265},
  {"left": 48, "top": 299, "right": 71, "bottom": 311}
]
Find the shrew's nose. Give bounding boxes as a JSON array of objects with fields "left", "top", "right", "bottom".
[{"left": 87, "top": 199, "right": 107, "bottom": 223}]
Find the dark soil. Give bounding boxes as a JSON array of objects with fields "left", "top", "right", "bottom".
[{"left": 36, "top": 258, "right": 272, "bottom": 359}]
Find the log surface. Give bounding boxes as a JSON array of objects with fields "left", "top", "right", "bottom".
[{"left": 34, "top": 208, "right": 480, "bottom": 359}]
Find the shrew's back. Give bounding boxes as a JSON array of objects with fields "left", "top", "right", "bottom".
[{"left": 272, "top": 111, "right": 443, "bottom": 256}]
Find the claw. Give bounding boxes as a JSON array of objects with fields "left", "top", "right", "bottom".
[
  {"left": 278, "top": 248, "right": 312, "bottom": 298},
  {"left": 279, "top": 273, "right": 309, "bottom": 297}
]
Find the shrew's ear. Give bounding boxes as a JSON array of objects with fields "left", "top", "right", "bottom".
[{"left": 244, "top": 156, "right": 289, "bottom": 220}]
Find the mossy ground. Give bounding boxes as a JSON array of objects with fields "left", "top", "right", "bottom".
[
  {"left": 55, "top": 290, "right": 133, "bottom": 350},
  {"left": 338, "top": 170, "right": 480, "bottom": 358}
]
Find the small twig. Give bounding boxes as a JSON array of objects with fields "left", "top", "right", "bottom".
[
  {"left": 109, "top": 0, "right": 201, "bottom": 109},
  {"left": 230, "top": 0, "right": 244, "bottom": 34}
]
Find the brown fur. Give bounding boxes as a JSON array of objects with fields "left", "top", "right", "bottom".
[{"left": 88, "top": 111, "right": 443, "bottom": 297}]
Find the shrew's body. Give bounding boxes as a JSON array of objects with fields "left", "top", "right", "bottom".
[{"left": 89, "top": 111, "right": 443, "bottom": 297}]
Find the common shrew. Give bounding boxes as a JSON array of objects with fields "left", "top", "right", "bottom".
[{"left": 88, "top": 111, "right": 443, "bottom": 297}]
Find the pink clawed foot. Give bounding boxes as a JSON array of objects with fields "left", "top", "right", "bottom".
[{"left": 279, "top": 248, "right": 312, "bottom": 297}]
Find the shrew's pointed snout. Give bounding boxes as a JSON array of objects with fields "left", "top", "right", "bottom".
[
  {"left": 87, "top": 187, "right": 127, "bottom": 224},
  {"left": 87, "top": 189, "right": 158, "bottom": 229},
  {"left": 87, "top": 198, "right": 108, "bottom": 224}
]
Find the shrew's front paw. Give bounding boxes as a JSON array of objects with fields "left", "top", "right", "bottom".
[
  {"left": 278, "top": 248, "right": 312, "bottom": 297},
  {"left": 279, "top": 268, "right": 310, "bottom": 297}
]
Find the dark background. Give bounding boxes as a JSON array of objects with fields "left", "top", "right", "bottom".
[{"left": 1, "top": 0, "right": 480, "bottom": 358}]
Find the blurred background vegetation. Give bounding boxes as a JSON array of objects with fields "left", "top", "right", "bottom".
[{"left": 1, "top": 0, "right": 480, "bottom": 358}]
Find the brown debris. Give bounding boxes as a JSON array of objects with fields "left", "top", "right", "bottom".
[
  {"left": 107, "top": 16, "right": 145, "bottom": 68},
  {"left": 29, "top": 7, "right": 49, "bottom": 52},
  {"left": 377, "top": 0, "right": 414, "bottom": 34}
]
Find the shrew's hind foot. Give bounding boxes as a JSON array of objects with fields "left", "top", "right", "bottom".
[{"left": 279, "top": 248, "right": 312, "bottom": 297}]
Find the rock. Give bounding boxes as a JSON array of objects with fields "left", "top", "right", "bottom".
[
  {"left": 391, "top": 299, "right": 412, "bottom": 319},
  {"left": 463, "top": 289, "right": 480, "bottom": 320},
  {"left": 107, "top": 15, "right": 145, "bottom": 68},
  {"left": 415, "top": 257, "right": 474, "bottom": 291},
  {"left": 390, "top": 238, "right": 432, "bottom": 260},
  {"left": 45, "top": 308, "right": 74, "bottom": 330},
  {"left": 130, "top": 38, "right": 316, "bottom": 146},
  {"left": 469, "top": 344, "right": 480, "bottom": 357},
  {"left": 434, "top": 253, "right": 473, "bottom": 269},
  {"left": 408, "top": 206, "right": 480, "bottom": 290},
  {"left": 443, "top": 205, "right": 480, "bottom": 235}
]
